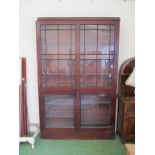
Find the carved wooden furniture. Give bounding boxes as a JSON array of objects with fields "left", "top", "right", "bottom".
[
  {"left": 117, "top": 57, "right": 135, "bottom": 143},
  {"left": 36, "top": 17, "right": 120, "bottom": 139}
]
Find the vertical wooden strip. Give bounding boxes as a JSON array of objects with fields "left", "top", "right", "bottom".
[
  {"left": 108, "top": 25, "right": 111, "bottom": 86},
  {"left": 23, "top": 58, "right": 28, "bottom": 136},
  {"left": 58, "top": 25, "right": 60, "bottom": 88},
  {"left": 45, "top": 25, "right": 47, "bottom": 88},
  {"left": 111, "top": 21, "right": 120, "bottom": 131},
  {"left": 19, "top": 85, "right": 24, "bottom": 136},
  {"left": 20, "top": 57, "right": 28, "bottom": 137},
  {"left": 96, "top": 25, "right": 98, "bottom": 87},
  {"left": 75, "top": 24, "right": 80, "bottom": 129},
  {"left": 84, "top": 25, "right": 86, "bottom": 87},
  {"left": 36, "top": 22, "right": 45, "bottom": 132}
]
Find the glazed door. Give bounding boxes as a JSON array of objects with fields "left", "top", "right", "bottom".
[
  {"left": 79, "top": 24, "right": 115, "bottom": 128},
  {"left": 40, "top": 24, "right": 77, "bottom": 128},
  {"left": 39, "top": 23, "right": 115, "bottom": 129}
]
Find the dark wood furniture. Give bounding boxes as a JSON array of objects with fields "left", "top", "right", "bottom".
[
  {"left": 36, "top": 17, "right": 120, "bottom": 139},
  {"left": 117, "top": 57, "right": 135, "bottom": 143},
  {"left": 19, "top": 58, "right": 28, "bottom": 136}
]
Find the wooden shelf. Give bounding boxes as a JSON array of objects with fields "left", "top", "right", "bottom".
[{"left": 45, "top": 117, "right": 74, "bottom": 128}]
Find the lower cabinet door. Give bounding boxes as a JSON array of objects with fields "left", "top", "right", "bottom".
[
  {"left": 127, "top": 116, "right": 135, "bottom": 136},
  {"left": 40, "top": 93, "right": 115, "bottom": 139},
  {"left": 80, "top": 94, "right": 112, "bottom": 128},
  {"left": 44, "top": 94, "right": 75, "bottom": 128}
]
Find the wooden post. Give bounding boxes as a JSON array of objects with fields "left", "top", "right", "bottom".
[{"left": 19, "top": 57, "right": 28, "bottom": 136}]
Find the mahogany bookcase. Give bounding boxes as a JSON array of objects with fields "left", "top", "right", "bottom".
[{"left": 36, "top": 17, "right": 120, "bottom": 139}]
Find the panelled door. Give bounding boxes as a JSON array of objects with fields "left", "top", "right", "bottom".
[
  {"left": 40, "top": 24, "right": 77, "bottom": 129},
  {"left": 79, "top": 24, "right": 115, "bottom": 129},
  {"left": 37, "top": 18, "right": 120, "bottom": 139}
]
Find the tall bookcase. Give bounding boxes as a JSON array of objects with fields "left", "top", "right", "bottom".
[{"left": 36, "top": 17, "right": 120, "bottom": 139}]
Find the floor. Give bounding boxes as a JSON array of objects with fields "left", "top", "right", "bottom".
[{"left": 19, "top": 134, "right": 126, "bottom": 155}]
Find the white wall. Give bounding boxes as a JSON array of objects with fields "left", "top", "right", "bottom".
[{"left": 19, "top": 0, "right": 135, "bottom": 125}]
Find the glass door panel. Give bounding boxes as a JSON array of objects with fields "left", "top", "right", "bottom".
[
  {"left": 59, "top": 29, "right": 75, "bottom": 54},
  {"left": 80, "top": 25, "right": 97, "bottom": 54},
  {"left": 97, "top": 74, "right": 109, "bottom": 87},
  {"left": 40, "top": 24, "right": 76, "bottom": 88},
  {"left": 80, "top": 24, "right": 115, "bottom": 88},
  {"left": 46, "top": 30, "right": 58, "bottom": 54},
  {"left": 81, "top": 94, "right": 112, "bottom": 128},
  {"left": 109, "top": 30, "right": 115, "bottom": 54},
  {"left": 85, "top": 30, "right": 97, "bottom": 54},
  {"left": 45, "top": 94, "right": 75, "bottom": 128},
  {"left": 98, "top": 29, "right": 110, "bottom": 54},
  {"left": 79, "top": 24, "right": 115, "bottom": 129},
  {"left": 59, "top": 60, "right": 75, "bottom": 87}
]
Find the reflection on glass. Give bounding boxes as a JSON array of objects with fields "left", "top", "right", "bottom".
[
  {"left": 85, "top": 60, "right": 96, "bottom": 74},
  {"left": 80, "top": 24, "right": 115, "bottom": 54},
  {"left": 46, "top": 76, "right": 58, "bottom": 87},
  {"left": 85, "top": 74, "right": 96, "bottom": 85},
  {"left": 85, "top": 30, "right": 97, "bottom": 54},
  {"left": 40, "top": 24, "right": 76, "bottom": 88},
  {"left": 81, "top": 94, "right": 111, "bottom": 128},
  {"left": 97, "top": 74, "right": 109, "bottom": 87},
  {"left": 59, "top": 60, "right": 74, "bottom": 73},
  {"left": 80, "top": 59, "right": 114, "bottom": 87},
  {"left": 40, "top": 24, "right": 75, "bottom": 54},
  {"left": 97, "top": 60, "right": 109, "bottom": 74},
  {"left": 46, "top": 30, "right": 58, "bottom": 54},
  {"left": 45, "top": 94, "right": 74, "bottom": 128},
  {"left": 59, "top": 30, "right": 75, "bottom": 54},
  {"left": 110, "top": 30, "right": 115, "bottom": 54},
  {"left": 46, "top": 60, "right": 59, "bottom": 74},
  {"left": 41, "top": 59, "right": 76, "bottom": 87},
  {"left": 79, "top": 24, "right": 115, "bottom": 88},
  {"left": 98, "top": 30, "right": 110, "bottom": 54}
]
